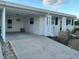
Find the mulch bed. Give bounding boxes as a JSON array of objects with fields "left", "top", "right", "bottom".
[
  {"left": 48, "top": 34, "right": 79, "bottom": 51},
  {"left": 1, "top": 41, "right": 17, "bottom": 59},
  {"left": 47, "top": 36, "right": 69, "bottom": 46}
]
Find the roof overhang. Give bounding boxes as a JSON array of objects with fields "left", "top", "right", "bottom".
[{"left": 0, "top": 1, "right": 77, "bottom": 18}]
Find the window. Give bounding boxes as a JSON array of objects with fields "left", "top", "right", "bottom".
[
  {"left": 7, "top": 19, "right": 12, "bottom": 28},
  {"left": 8, "top": 19, "right": 12, "bottom": 24},
  {"left": 30, "top": 17, "right": 34, "bottom": 24},
  {"left": 66, "top": 19, "right": 71, "bottom": 25},
  {"left": 55, "top": 17, "right": 58, "bottom": 25},
  {"left": 72, "top": 19, "right": 74, "bottom": 25}
]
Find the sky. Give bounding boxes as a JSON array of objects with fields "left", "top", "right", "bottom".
[{"left": 7, "top": 0, "right": 79, "bottom": 17}]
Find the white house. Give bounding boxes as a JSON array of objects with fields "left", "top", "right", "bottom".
[{"left": 0, "top": 1, "right": 77, "bottom": 41}]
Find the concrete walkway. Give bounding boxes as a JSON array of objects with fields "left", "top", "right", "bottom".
[{"left": 7, "top": 33, "right": 79, "bottom": 59}]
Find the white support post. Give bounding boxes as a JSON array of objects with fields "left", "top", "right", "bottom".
[
  {"left": 44, "top": 13, "right": 52, "bottom": 36},
  {"left": 44, "top": 14, "right": 48, "bottom": 36},
  {"left": 1, "top": 8, "right": 6, "bottom": 42},
  {"left": 62, "top": 17, "right": 66, "bottom": 31},
  {"left": 48, "top": 14, "right": 52, "bottom": 36}
]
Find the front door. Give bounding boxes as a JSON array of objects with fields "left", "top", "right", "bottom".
[
  {"left": 7, "top": 18, "right": 13, "bottom": 32},
  {"left": 60, "top": 20, "right": 62, "bottom": 31}
]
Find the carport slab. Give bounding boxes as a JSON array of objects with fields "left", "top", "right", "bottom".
[{"left": 8, "top": 34, "right": 79, "bottom": 59}]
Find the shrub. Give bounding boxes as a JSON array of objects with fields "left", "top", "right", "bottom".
[{"left": 58, "top": 30, "right": 71, "bottom": 45}]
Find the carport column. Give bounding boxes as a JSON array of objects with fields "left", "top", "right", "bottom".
[
  {"left": 1, "top": 8, "right": 6, "bottom": 42},
  {"left": 48, "top": 14, "right": 52, "bottom": 36},
  {"left": 44, "top": 13, "right": 52, "bottom": 36},
  {"left": 62, "top": 17, "right": 67, "bottom": 31}
]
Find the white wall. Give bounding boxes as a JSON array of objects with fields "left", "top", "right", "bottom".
[
  {"left": 62, "top": 17, "right": 75, "bottom": 32},
  {"left": 51, "top": 16, "right": 75, "bottom": 36},
  {"left": 5, "top": 15, "right": 46, "bottom": 35},
  {"left": 50, "top": 16, "right": 62, "bottom": 36},
  {"left": 25, "top": 15, "right": 41, "bottom": 35},
  {"left": 45, "top": 15, "right": 54, "bottom": 36},
  {"left": 39, "top": 15, "right": 46, "bottom": 35},
  {"left": 53, "top": 18, "right": 61, "bottom": 36},
  {"left": 6, "top": 15, "right": 25, "bottom": 32},
  {"left": 1, "top": 14, "right": 75, "bottom": 36}
]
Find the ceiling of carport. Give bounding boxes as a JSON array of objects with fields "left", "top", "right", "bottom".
[{"left": 6, "top": 7, "right": 44, "bottom": 16}]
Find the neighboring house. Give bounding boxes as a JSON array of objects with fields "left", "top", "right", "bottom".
[{"left": 0, "top": 1, "right": 77, "bottom": 41}]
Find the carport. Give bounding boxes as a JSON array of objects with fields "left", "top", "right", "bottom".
[{"left": 0, "top": 5, "right": 45, "bottom": 41}]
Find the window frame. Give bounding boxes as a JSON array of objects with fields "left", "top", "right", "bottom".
[
  {"left": 66, "top": 19, "right": 71, "bottom": 25},
  {"left": 55, "top": 17, "right": 58, "bottom": 25},
  {"left": 8, "top": 19, "right": 12, "bottom": 24},
  {"left": 29, "top": 17, "right": 34, "bottom": 24},
  {"left": 7, "top": 19, "right": 12, "bottom": 28}
]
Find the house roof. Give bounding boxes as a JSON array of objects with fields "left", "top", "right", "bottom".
[{"left": 0, "top": 1, "right": 77, "bottom": 18}]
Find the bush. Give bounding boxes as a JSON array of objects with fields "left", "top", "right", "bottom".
[{"left": 58, "top": 31, "right": 70, "bottom": 45}]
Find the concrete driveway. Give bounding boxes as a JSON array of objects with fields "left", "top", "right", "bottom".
[{"left": 6, "top": 33, "right": 79, "bottom": 59}]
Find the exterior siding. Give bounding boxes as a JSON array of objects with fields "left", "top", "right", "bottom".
[
  {"left": 53, "top": 18, "right": 61, "bottom": 36},
  {"left": 0, "top": 12, "right": 76, "bottom": 37},
  {"left": 25, "top": 15, "right": 41, "bottom": 35},
  {"left": 39, "top": 15, "right": 46, "bottom": 35},
  {"left": 62, "top": 17, "right": 75, "bottom": 31},
  {"left": 6, "top": 15, "right": 25, "bottom": 32}
]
